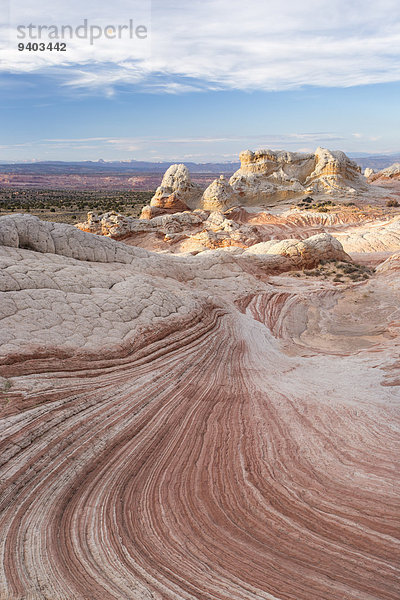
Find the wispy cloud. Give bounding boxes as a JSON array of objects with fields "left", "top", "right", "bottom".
[
  {"left": 0, "top": 132, "right": 353, "bottom": 162},
  {"left": 1, "top": 0, "right": 400, "bottom": 94}
]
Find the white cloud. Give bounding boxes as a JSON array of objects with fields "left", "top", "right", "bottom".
[
  {"left": 0, "top": 0, "right": 400, "bottom": 93},
  {"left": 0, "top": 132, "right": 352, "bottom": 162}
]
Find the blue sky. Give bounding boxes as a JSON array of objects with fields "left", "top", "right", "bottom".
[{"left": 0, "top": 0, "right": 399, "bottom": 162}]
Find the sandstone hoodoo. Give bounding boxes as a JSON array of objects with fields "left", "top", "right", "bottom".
[
  {"left": 201, "top": 174, "right": 240, "bottom": 211},
  {"left": 149, "top": 163, "right": 202, "bottom": 211}
]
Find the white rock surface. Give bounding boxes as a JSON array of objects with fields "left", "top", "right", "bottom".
[
  {"left": 228, "top": 147, "right": 368, "bottom": 204},
  {"left": 244, "top": 232, "right": 350, "bottom": 266},
  {"left": 370, "top": 163, "right": 400, "bottom": 180},
  {"left": 150, "top": 163, "right": 202, "bottom": 210},
  {"left": 201, "top": 175, "right": 240, "bottom": 211}
]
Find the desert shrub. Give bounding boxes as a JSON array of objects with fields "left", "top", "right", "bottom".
[
  {"left": 342, "top": 264, "right": 358, "bottom": 274},
  {"left": 386, "top": 200, "right": 399, "bottom": 207}
]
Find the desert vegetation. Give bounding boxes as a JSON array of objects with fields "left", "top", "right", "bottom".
[
  {"left": 292, "top": 260, "right": 375, "bottom": 282},
  {"left": 295, "top": 197, "right": 359, "bottom": 212},
  {"left": 0, "top": 188, "right": 153, "bottom": 223}
]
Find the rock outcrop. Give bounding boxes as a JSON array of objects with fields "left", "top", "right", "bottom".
[
  {"left": 229, "top": 147, "right": 368, "bottom": 204},
  {"left": 150, "top": 163, "right": 202, "bottom": 211},
  {"left": 335, "top": 215, "right": 400, "bottom": 253},
  {"left": 229, "top": 148, "right": 314, "bottom": 203},
  {"left": 76, "top": 209, "right": 262, "bottom": 251},
  {"left": 305, "top": 147, "right": 366, "bottom": 193},
  {"left": 244, "top": 232, "right": 350, "bottom": 267},
  {"left": 364, "top": 167, "right": 375, "bottom": 178},
  {"left": 139, "top": 149, "right": 370, "bottom": 218},
  {"left": 201, "top": 175, "right": 240, "bottom": 211},
  {"left": 370, "top": 163, "right": 400, "bottom": 182},
  {"left": 77, "top": 211, "right": 134, "bottom": 238},
  {"left": 76, "top": 210, "right": 206, "bottom": 241},
  {"left": 76, "top": 202, "right": 400, "bottom": 256}
]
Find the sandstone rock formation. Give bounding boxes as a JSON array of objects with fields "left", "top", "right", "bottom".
[
  {"left": 305, "top": 147, "right": 366, "bottom": 192},
  {"left": 139, "top": 149, "right": 371, "bottom": 219},
  {"left": 139, "top": 205, "right": 167, "bottom": 219},
  {"left": 76, "top": 208, "right": 263, "bottom": 251},
  {"left": 77, "top": 210, "right": 134, "bottom": 238},
  {"left": 150, "top": 163, "right": 202, "bottom": 211},
  {"left": 1, "top": 213, "right": 399, "bottom": 600},
  {"left": 76, "top": 210, "right": 206, "bottom": 241},
  {"left": 229, "top": 148, "right": 314, "bottom": 203},
  {"left": 76, "top": 202, "right": 400, "bottom": 257},
  {"left": 201, "top": 174, "right": 240, "bottom": 211},
  {"left": 364, "top": 167, "right": 375, "bottom": 178},
  {"left": 335, "top": 215, "right": 400, "bottom": 253},
  {"left": 229, "top": 147, "right": 368, "bottom": 204},
  {"left": 244, "top": 232, "right": 350, "bottom": 267},
  {"left": 370, "top": 162, "right": 400, "bottom": 182}
]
